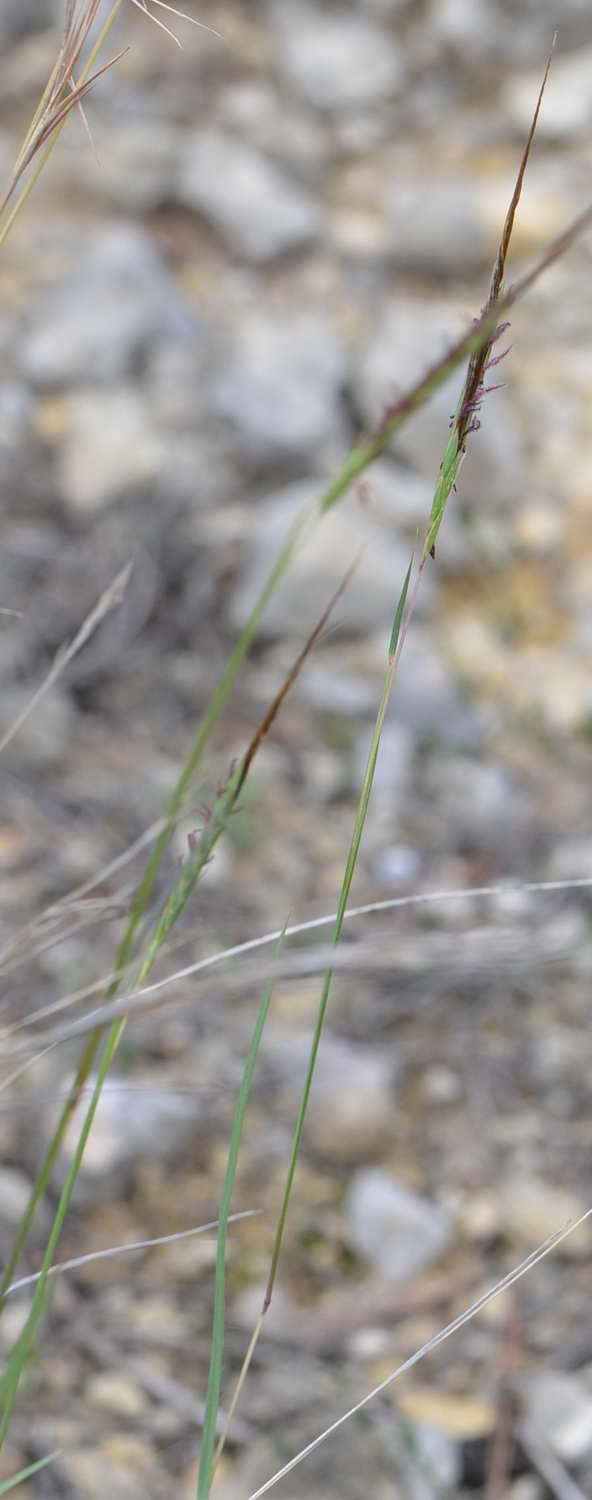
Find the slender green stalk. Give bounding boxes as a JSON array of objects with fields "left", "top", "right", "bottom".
[
  {"left": 197, "top": 930, "right": 287, "bottom": 1500},
  {"left": 0, "top": 766, "right": 243, "bottom": 1416},
  {"left": 0, "top": 1019, "right": 124, "bottom": 1440},
  {"left": 0, "top": 576, "right": 341, "bottom": 1428},
  {"left": 264, "top": 561, "right": 412, "bottom": 1310},
  {"left": 0, "top": 1034, "right": 97, "bottom": 1300},
  {"left": 0, "top": 1451, "right": 61, "bottom": 1493}
]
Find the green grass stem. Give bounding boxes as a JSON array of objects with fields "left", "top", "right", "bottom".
[{"left": 196, "top": 930, "right": 287, "bottom": 1500}]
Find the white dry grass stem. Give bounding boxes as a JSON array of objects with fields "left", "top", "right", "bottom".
[{"left": 248, "top": 1209, "right": 592, "bottom": 1499}]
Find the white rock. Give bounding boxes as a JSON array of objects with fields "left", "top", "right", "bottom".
[
  {"left": 231, "top": 480, "right": 432, "bottom": 638},
  {"left": 22, "top": 223, "right": 190, "bottom": 388},
  {"left": 0, "top": 687, "right": 74, "bottom": 772},
  {"left": 421, "top": 757, "right": 534, "bottom": 855},
  {"left": 82, "top": 122, "right": 181, "bottom": 211},
  {"left": 500, "top": 1177, "right": 592, "bottom": 1260},
  {"left": 268, "top": 1, "right": 403, "bottom": 112},
  {"left": 372, "top": 844, "right": 423, "bottom": 889},
  {"left": 265, "top": 1031, "right": 397, "bottom": 1166},
  {"left": 86, "top": 1372, "right": 146, "bottom": 1418},
  {"left": 210, "top": 313, "right": 345, "bottom": 466},
  {"left": 345, "top": 1169, "right": 452, "bottom": 1280},
  {"left": 0, "top": 0, "right": 52, "bottom": 42},
  {"left": 60, "top": 388, "right": 165, "bottom": 513},
  {"left": 0, "top": 1168, "right": 35, "bottom": 1227},
  {"left": 387, "top": 177, "right": 489, "bottom": 276},
  {"left": 177, "top": 129, "right": 320, "bottom": 262},
  {"left": 505, "top": 48, "right": 592, "bottom": 140},
  {"left": 61, "top": 1074, "right": 208, "bottom": 1197},
  {"left": 395, "top": 1420, "right": 460, "bottom": 1500},
  {"left": 519, "top": 1371, "right": 592, "bottom": 1464},
  {"left": 382, "top": 625, "right": 484, "bottom": 748}
]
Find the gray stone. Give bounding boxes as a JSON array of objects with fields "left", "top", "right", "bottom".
[
  {"left": 210, "top": 313, "right": 346, "bottom": 467},
  {"left": 383, "top": 626, "right": 485, "bottom": 748},
  {"left": 297, "top": 657, "right": 380, "bottom": 717},
  {"left": 231, "top": 480, "right": 433, "bottom": 639},
  {"left": 352, "top": 301, "right": 524, "bottom": 502},
  {"left": 0, "top": 0, "right": 54, "bottom": 44},
  {"left": 0, "top": 686, "right": 74, "bottom": 773},
  {"left": 219, "top": 81, "right": 330, "bottom": 187},
  {"left": 81, "top": 121, "right": 181, "bottom": 210},
  {"left": 420, "top": 756, "right": 533, "bottom": 854},
  {"left": 504, "top": 48, "right": 592, "bottom": 140},
  {"left": 268, "top": 1, "right": 403, "bottom": 112},
  {"left": 394, "top": 1421, "right": 460, "bottom": 1500},
  {"left": 0, "top": 1168, "right": 36, "bottom": 1228},
  {"left": 264, "top": 1030, "right": 397, "bottom": 1165},
  {"left": 387, "top": 177, "right": 489, "bottom": 276},
  {"left": 61, "top": 1073, "right": 210, "bottom": 1197},
  {"left": 176, "top": 128, "right": 320, "bottom": 262},
  {"left": 500, "top": 1177, "right": 592, "bottom": 1260},
  {"left": 59, "top": 387, "right": 166, "bottom": 513},
  {"left": 372, "top": 844, "right": 423, "bottom": 889},
  {"left": 345, "top": 1169, "right": 452, "bottom": 1280},
  {"left": 0, "top": 382, "right": 38, "bottom": 503},
  {"left": 431, "top": 0, "right": 589, "bottom": 64},
  {"left": 21, "top": 223, "right": 192, "bottom": 388},
  {"left": 429, "top": 0, "right": 507, "bottom": 61},
  {"left": 353, "top": 721, "right": 414, "bottom": 805},
  {"left": 518, "top": 1371, "right": 592, "bottom": 1465},
  {"left": 359, "top": 0, "right": 408, "bottom": 14}
]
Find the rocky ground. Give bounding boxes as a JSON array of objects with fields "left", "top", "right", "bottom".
[{"left": 2, "top": 1, "right": 592, "bottom": 1496}]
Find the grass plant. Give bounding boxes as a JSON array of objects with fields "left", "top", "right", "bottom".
[{"left": 0, "top": 9, "right": 590, "bottom": 1498}]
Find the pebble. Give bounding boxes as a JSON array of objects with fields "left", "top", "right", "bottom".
[
  {"left": 518, "top": 1370, "right": 592, "bottom": 1465},
  {"left": 61, "top": 1437, "right": 161, "bottom": 1500},
  {"left": 176, "top": 128, "right": 321, "bottom": 262},
  {"left": 499, "top": 1176, "right": 592, "bottom": 1259},
  {"left": 0, "top": 0, "right": 53, "bottom": 43},
  {"left": 60, "top": 1074, "right": 210, "bottom": 1198},
  {"left": 505, "top": 48, "right": 592, "bottom": 140},
  {"left": 372, "top": 844, "right": 423, "bottom": 888},
  {"left": 268, "top": 1, "right": 403, "bottom": 112},
  {"left": 210, "top": 311, "right": 345, "bottom": 467},
  {"left": 391, "top": 1416, "right": 460, "bottom": 1500},
  {"left": 398, "top": 1385, "right": 495, "bottom": 1440},
  {"left": 0, "top": 1168, "right": 35, "bottom": 1228},
  {"left": 0, "top": 686, "right": 74, "bottom": 773},
  {"left": 85, "top": 1371, "right": 146, "bottom": 1418},
  {"left": 219, "top": 81, "right": 330, "bottom": 186},
  {"left": 230, "top": 481, "right": 432, "bottom": 638},
  {"left": 59, "top": 387, "right": 165, "bottom": 513},
  {"left": 264, "top": 1030, "right": 397, "bottom": 1166},
  {"left": 387, "top": 176, "right": 490, "bottom": 277},
  {"left": 420, "top": 756, "right": 534, "bottom": 856},
  {"left": 21, "top": 223, "right": 192, "bottom": 388},
  {"left": 428, "top": 0, "right": 522, "bottom": 63},
  {"left": 80, "top": 121, "right": 181, "bottom": 211},
  {"left": 0, "top": 381, "right": 41, "bottom": 509},
  {"left": 383, "top": 625, "right": 485, "bottom": 748},
  {"left": 344, "top": 1168, "right": 452, "bottom": 1280},
  {"left": 352, "top": 722, "right": 415, "bottom": 835}
]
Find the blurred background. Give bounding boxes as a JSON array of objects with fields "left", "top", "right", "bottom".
[{"left": 2, "top": 1, "right": 592, "bottom": 1496}]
